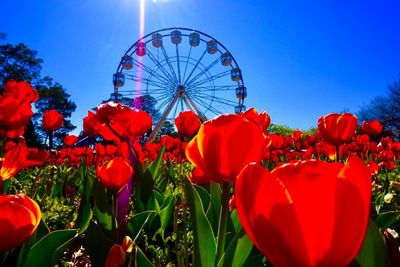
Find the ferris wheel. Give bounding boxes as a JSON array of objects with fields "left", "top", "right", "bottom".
[{"left": 112, "top": 27, "right": 247, "bottom": 140}]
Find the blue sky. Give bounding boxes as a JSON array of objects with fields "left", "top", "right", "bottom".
[{"left": 1, "top": 0, "right": 400, "bottom": 132}]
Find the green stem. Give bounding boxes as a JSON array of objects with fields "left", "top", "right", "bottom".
[
  {"left": 336, "top": 144, "right": 340, "bottom": 162},
  {"left": 216, "top": 182, "right": 231, "bottom": 263}
]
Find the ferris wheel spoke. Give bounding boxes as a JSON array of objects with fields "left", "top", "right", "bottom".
[
  {"left": 188, "top": 85, "right": 237, "bottom": 94},
  {"left": 176, "top": 44, "right": 182, "bottom": 83},
  {"left": 130, "top": 57, "right": 172, "bottom": 85},
  {"left": 155, "top": 95, "right": 175, "bottom": 112},
  {"left": 190, "top": 95, "right": 220, "bottom": 115},
  {"left": 182, "top": 46, "right": 192, "bottom": 83},
  {"left": 145, "top": 84, "right": 176, "bottom": 92},
  {"left": 160, "top": 45, "right": 180, "bottom": 84},
  {"left": 186, "top": 70, "right": 231, "bottom": 89},
  {"left": 145, "top": 47, "right": 178, "bottom": 86},
  {"left": 115, "top": 90, "right": 143, "bottom": 97},
  {"left": 183, "top": 48, "right": 207, "bottom": 85},
  {"left": 185, "top": 57, "right": 221, "bottom": 87},
  {"left": 125, "top": 73, "right": 170, "bottom": 89},
  {"left": 172, "top": 99, "right": 179, "bottom": 120},
  {"left": 194, "top": 92, "right": 238, "bottom": 106}
]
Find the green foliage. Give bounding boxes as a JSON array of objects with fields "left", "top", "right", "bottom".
[
  {"left": 33, "top": 76, "right": 77, "bottom": 147},
  {"left": 358, "top": 77, "right": 400, "bottom": 138},
  {"left": 24, "top": 229, "right": 79, "bottom": 267},
  {"left": 352, "top": 220, "right": 390, "bottom": 267},
  {"left": 0, "top": 42, "right": 43, "bottom": 86},
  {"left": 185, "top": 178, "right": 217, "bottom": 267}
]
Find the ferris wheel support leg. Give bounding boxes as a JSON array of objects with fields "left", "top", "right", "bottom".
[
  {"left": 184, "top": 95, "right": 207, "bottom": 122},
  {"left": 148, "top": 94, "right": 180, "bottom": 142}
]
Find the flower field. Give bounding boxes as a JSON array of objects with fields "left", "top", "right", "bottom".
[{"left": 1, "top": 80, "right": 400, "bottom": 267}]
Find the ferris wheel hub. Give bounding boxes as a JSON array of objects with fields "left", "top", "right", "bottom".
[{"left": 177, "top": 85, "right": 185, "bottom": 97}]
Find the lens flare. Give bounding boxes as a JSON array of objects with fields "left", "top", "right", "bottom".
[{"left": 135, "top": 0, "right": 145, "bottom": 103}]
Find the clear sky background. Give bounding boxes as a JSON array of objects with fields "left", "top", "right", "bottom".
[{"left": 1, "top": 0, "right": 400, "bottom": 132}]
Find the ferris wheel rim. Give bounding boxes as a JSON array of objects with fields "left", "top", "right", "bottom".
[{"left": 115, "top": 27, "right": 245, "bottom": 86}]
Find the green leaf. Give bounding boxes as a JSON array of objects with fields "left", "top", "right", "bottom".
[
  {"left": 87, "top": 221, "right": 114, "bottom": 267},
  {"left": 375, "top": 193, "right": 384, "bottom": 214},
  {"left": 76, "top": 166, "right": 94, "bottom": 234},
  {"left": 24, "top": 229, "right": 78, "bottom": 267},
  {"left": 159, "top": 194, "right": 175, "bottom": 230},
  {"left": 193, "top": 184, "right": 211, "bottom": 213},
  {"left": 217, "top": 228, "right": 253, "bottom": 267},
  {"left": 50, "top": 183, "right": 62, "bottom": 198},
  {"left": 148, "top": 145, "right": 166, "bottom": 180},
  {"left": 92, "top": 179, "right": 117, "bottom": 241},
  {"left": 138, "top": 146, "right": 165, "bottom": 207},
  {"left": 207, "top": 183, "right": 222, "bottom": 235},
  {"left": 376, "top": 212, "right": 399, "bottom": 229},
  {"left": 16, "top": 220, "right": 50, "bottom": 267},
  {"left": 135, "top": 246, "right": 155, "bottom": 267},
  {"left": 354, "top": 219, "right": 390, "bottom": 267},
  {"left": 127, "top": 211, "right": 156, "bottom": 242},
  {"left": 185, "top": 178, "right": 216, "bottom": 267}
]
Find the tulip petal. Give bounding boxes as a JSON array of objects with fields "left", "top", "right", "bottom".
[
  {"left": 325, "top": 156, "right": 371, "bottom": 265},
  {"left": 235, "top": 163, "right": 309, "bottom": 267}
]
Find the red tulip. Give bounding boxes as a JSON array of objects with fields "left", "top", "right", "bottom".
[
  {"left": 0, "top": 141, "right": 49, "bottom": 181},
  {"left": 235, "top": 156, "right": 371, "bottom": 267},
  {"left": 0, "top": 194, "right": 41, "bottom": 251},
  {"left": 189, "top": 167, "right": 211, "bottom": 184},
  {"left": 2, "top": 80, "right": 39, "bottom": 104},
  {"left": 85, "top": 102, "right": 152, "bottom": 142},
  {"left": 174, "top": 111, "right": 201, "bottom": 139},
  {"left": 360, "top": 119, "right": 383, "bottom": 137},
  {"left": 83, "top": 110, "right": 102, "bottom": 136},
  {"left": 64, "top": 134, "right": 78, "bottom": 147},
  {"left": 318, "top": 113, "right": 357, "bottom": 145},
  {"left": 241, "top": 108, "right": 271, "bottom": 133},
  {"left": 105, "top": 236, "right": 133, "bottom": 267},
  {"left": 185, "top": 114, "right": 267, "bottom": 183},
  {"left": 42, "top": 109, "right": 64, "bottom": 132},
  {"left": 96, "top": 157, "right": 133, "bottom": 189},
  {"left": 0, "top": 96, "right": 34, "bottom": 131}
]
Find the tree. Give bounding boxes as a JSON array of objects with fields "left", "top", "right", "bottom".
[
  {"left": 358, "top": 78, "right": 400, "bottom": 138},
  {"left": 0, "top": 43, "right": 43, "bottom": 86},
  {"left": 33, "top": 77, "right": 77, "bottom": 148},
  {"left": 159, "top": 121, "right": 177, "bottom": 137},
  {"left": 0, "top": 39, "right": 76, "bottom": 147}
]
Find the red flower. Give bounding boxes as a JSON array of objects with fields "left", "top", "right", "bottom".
[
  {"left": 2, "top": 81, "right": 39, "bottom": 104},
  {"left": 63, "top": 134, "right": 78, "bottom": 147},
  {"left": 0, "top": 141, "right": 49, "bottom": 181},
  {"left": 0, "top": 194, "right": 41, "bottom": 251},
  {"left": 235, "top": 156, "right": 371, "bottom": 267},
  {"left": 84, "top": 102, "right": 152, "bottom": 142},
  {"left": 0, "top": 81, "right": 38, "bottom": 132},
  {"left": 269, "top": 134, "right": 285, "bottom": 149},
  {"left": 83, "top": 110, "right": 102, "bottom": 136},
  {"left": 174, "top": 111, "right": 201, "bottom": 139},
  {"left": 318, "top": 113, "right": 358, "bottom": 145},
  {"left": 360, "top": 119, "right": 383, "bottom": 137},
  {"left": 0, "top": 96, "right": 34, "bottom": 131},
  {"left": 42, "top": 109, "right": 64, "bottom": 132},
  {"left": 189, "top": 167, "right": 211, "bottom": 184},
  {"left": 96, "top": 157, "right": 133, "bottom": 189},
  {"left": 241, "top": 108, "right": 271, "bottom": 133},
  {"left": 185, "top": 114, "right": 267, "bottom": 183},
  {"left": 368, "top": 160, "right": 380, "bottom": 176},
  {"left": 105, "top": 236, "right": 133, "bottom": 267}
]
